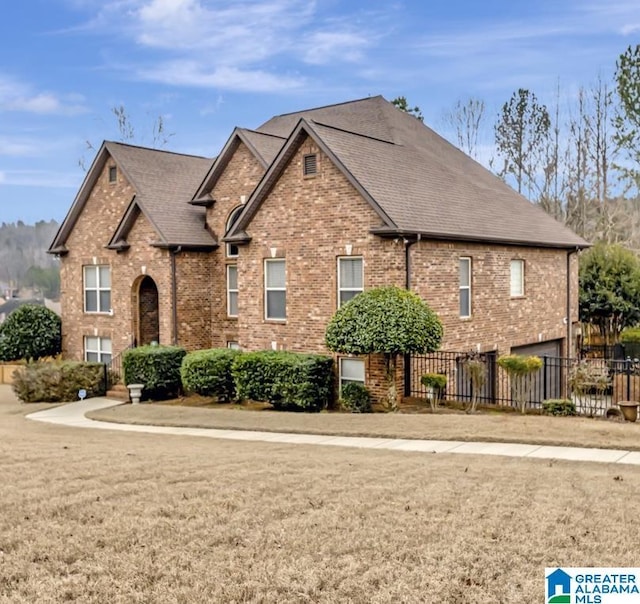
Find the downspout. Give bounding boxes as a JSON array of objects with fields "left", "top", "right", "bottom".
[
  {"left": 170, "top": 246, "right": 182, "bottom": 346},
  {"left": 403, "top": 234, "right": 421, "bottom": 396},
  {"left": 566, "top": 247, "right": 578, "bottom": 358}
]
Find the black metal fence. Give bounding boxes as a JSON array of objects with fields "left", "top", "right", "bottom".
[{"left": 409, "top": 351, "right": 640, "bottom": 416}]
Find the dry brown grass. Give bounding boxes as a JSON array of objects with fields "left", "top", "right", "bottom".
[
  {"left": 87, "top": 397, "right": 640, "bottom": 451},
  {"left": 3, "top": 390, "right": 640, "bottom": 603}
]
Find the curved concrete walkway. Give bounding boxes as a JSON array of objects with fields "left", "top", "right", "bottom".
[{"left": 26, "top": 397, "right": 640, "bottom": 465}]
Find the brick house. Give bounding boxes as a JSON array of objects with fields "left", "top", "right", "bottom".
[{"left": 49, "top": 96, "right": 588, "bottom": 402}]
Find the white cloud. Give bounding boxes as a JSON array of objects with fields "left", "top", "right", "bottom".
[
  {"left": 137, "top": 60, "right": 304, "bottom": 92},
  {"left": 0, "top": 170, "right": 80, "bottom": 188},
  {"left": 303, "top": 30, "right": 370, "bottom": 65},
  {"left": 69, "top": 0, "right": 385, "bottom": 92},
  {"left": 0, "top": 75, "right": 87, "bottom": 116}
]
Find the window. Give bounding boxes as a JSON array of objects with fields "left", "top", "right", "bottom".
[
  {"left": 340, "top": 358, "right": 365, "bottom": 391},
  {"left": 84, "top": 336, "right": 112, "bottom": 363},
  {"left": 459, "top": 257, "right": 471, "bottom": 318},
  {"left": 108, "top": 166, "right": 117, "bottom": 183},
  {"left": 227, "top": 265, "right": 238, "bottom": 317},
  {"left": 265, "top": 259, "right": 286, "bottom": 320},
  {"left": 225, "top": 206, "right": 244, "bottom": 258},
  {"left": 227, "top": 341, "right": 241, "bottom": 351},
  {"left": 510, "top": 259, "right": 525, "bottom": 297},
  {"left": 303, "top": 154, "right": 317, "bottom": 176},
  {"left": 84, "top": 265, "right": 111, "bottom": 313},
  {"left": 338, "top": 257, "right": 363, "bottom": 307}
]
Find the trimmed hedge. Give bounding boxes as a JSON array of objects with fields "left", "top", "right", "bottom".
[
  {"left": 232, "top": 351, "right": 334, "bottom": 412},
  {"left": 123, "top": 345, "right": 186, "bottom": 400},
  {"left": 181, "top": 348, "right": 241, "bottom": 401},
  {"left": 12, "top": 361, "right": 105, "bottom": 403},
  {"left": 340, "top": 382, "right": 372, "bottom": 413},
  {"left": 0, "top": 305, "right": 61, "bottom": 362},
  {"left": 543, "top": 398, "right": 577, "bottom": 416}
]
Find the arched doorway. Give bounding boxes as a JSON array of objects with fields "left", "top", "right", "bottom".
[{"left": 133, "top": 276, "right": 159, "bottom": 346}]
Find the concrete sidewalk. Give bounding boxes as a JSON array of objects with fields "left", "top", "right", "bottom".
[{"left": 25, "top": 397, "right": 640, "bottom": 465}]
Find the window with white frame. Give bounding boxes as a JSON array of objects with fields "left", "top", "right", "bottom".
[
  {"left": 225, "top": 206, "right": 244, "bottom": 258},
  {"left": 227, "top": 264, "right": 238, "bottom": 317},
  {"left": 338, "top": 256, "right": 363, "bottom": 307},
  {"left": 459, "top": 257, "right": 471, "bottom": 318},
  {"left": 84, "top": 336, "right": 112, "bottom": 363},
  {"left": 510, "top": 259, "right": 525, "bottom": 297},
  {"left": 265, "top": 259, "right": 286, "bottom": 320},
  {"left": 84, "top": 265, "right": 111, "bottom": 313},
  {"left": 339, "top": 358, "right": 365, "bottom": 391},
  {"left": 227, "top": 341, "right": 241, "bottom": 350}
]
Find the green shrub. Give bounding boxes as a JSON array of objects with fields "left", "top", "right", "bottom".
[
  {"left": 543, "top": 399, "right": 577, "bottom": 416},
  {"left": 123, "top": 345, "right": 186, "bottom": 400},
  {"left": 12, "top": 360, "right": 105, "bottom": 403},
  {"left": 340, "top": 382, "right": 372, "bottom": 413},
  {"left": 0, "top": 305, "right": 61, "bottom": 362},
  {"left": 621, "top": 327, "right": 640, "bottom": 343},
  {"left": 232, "top": 351, "right": 334, "bottom": 412},
  {"left": 498, "top": 354, "right": 543, "bottom": 414},
  {"left": 181, "top": 348, "right": 241, "bottom": 401},
  {"left": 420, "top": 373, "right": 447, "bottom": 390}
]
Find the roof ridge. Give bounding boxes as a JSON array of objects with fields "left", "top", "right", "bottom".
[
  {"left": 240, "top": 128, "right": 286, "bottom": 140},
  {"left": 270, "top": 95, "right": 384, "bottom": 119},
  {"left": 105, "top": 140, "right": 212, "bottom": 161},
  {"left": 310, "top": 119, "right": 397, "bottom": 145}
]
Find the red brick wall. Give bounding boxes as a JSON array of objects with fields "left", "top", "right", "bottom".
[
  {"left": 205, "top": 141, "right": 266, "bottom": 347},
  {"left": 59, "top": 154, "right": 213, "bottom": 360},
  {"left": 410, "top": 241, "right": 575, "bottom": 354}
]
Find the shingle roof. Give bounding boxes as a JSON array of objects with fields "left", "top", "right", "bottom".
[
  {"left": 106, "top": 142, "right": 215, "bottom": 247},
  {"left": 49, "top": 142, "right": 215, "bottom": 253},
  {"left": 232, "top": 96, "right": 588, "bottom": 249}
]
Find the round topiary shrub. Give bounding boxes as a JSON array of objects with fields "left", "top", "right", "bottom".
[{"left": 0, "top": 304, "right": 61, "bottom": 362}]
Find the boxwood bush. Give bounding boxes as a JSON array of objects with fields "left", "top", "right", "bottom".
[
  {"left": 12, "top": 361, "right": 105, "bottom": 403},
  {"left": 232, "top": 351, "right": 334, "bottom": 412},
  {"left": 123, "top": 345, "right": 186, "bottom": 400},
  {"left": 340, "top": 382, "right": 372, "bottom": 413},
  {"left": 542, "top": 398, "right": 577, "bottom": 416},
  {"left": 181, "top": 348, "right": 241, "bottom": 401},
  {"left": 0, "top": 305, "right": 61, "bottom": 362}
]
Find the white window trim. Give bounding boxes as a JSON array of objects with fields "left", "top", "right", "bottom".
[
  {"left": 459, "top": 257, "right": 471, "bottom": 318},
  {"left": 339, "top": 357, "right": 366, "bottom": 394},
  {"left": 227, "top": 341, "right": 241, "bottom": 351},
  {"left": 226, "top": 264, "right": 238, "bottom": 318},
  {"left": 84, "top": 336, "right": 112, "bottom": 363},
  {"left": 510, "top": 259, "right": 525, "bottom": 297},
  {"left": 83, "top": 265, "right": 111, "bottom": 314},
  {"left": 337, "top": 256, "right": 364, "bottom": 308},
  {"left": 264, "top": 258, "right": 286, "bottom": 321}
]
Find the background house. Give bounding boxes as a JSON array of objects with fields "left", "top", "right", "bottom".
[{"left": 50, "top": 96, "right": 588, "bottom": 402}]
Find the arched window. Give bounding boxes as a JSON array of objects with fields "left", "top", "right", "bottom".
[{"left": 225, "top": 205, "right": 244, "bottom": 258}]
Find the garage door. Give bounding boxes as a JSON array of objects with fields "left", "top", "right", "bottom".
[
  {"left": 511, "top": 339, "right": 562, "bottom": 358},
  {"left": 510, "top": 339, "right": 563, "bottom": 404}
]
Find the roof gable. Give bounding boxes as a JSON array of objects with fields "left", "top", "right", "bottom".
[
  {"left": 49, "top": 142, "right": 215, "bottom": 254},
  {"left": 227, "top": 118, "right": 395, "bottom": 241},
  {"left": 192, "top": 128, "right": 285, "bottom": 204}
]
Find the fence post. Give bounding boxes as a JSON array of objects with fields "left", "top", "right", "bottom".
[
  {"left": 403, "top": 353, "right": 411, "bottom": 397},
  {"left": 542, "top": 356, "right": 548, "bottom": 402},
  {"left": 103, "top": 362, "right": 108, "bottom": 394},
  {"left": 626, "top": 357, "right": 632, "bottom": 401}
]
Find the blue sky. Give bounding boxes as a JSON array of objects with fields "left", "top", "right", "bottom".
[{"left": 1, "top": 0, "right": 638, "bottom": 224}]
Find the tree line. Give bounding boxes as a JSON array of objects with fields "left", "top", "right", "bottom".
[
  {"left": 0, "top": 220, "right": 60, "bottom": 299},
  {"left": 435, "top": 44, "right": 640, "bottom": 248}
]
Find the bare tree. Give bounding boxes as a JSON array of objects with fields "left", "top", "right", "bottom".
[
  {"left": 494, "top": 88, "right": 551, "bottom": 196},
  {"left": 442, "top": 97, "right": 486, "bottom": 159}
]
